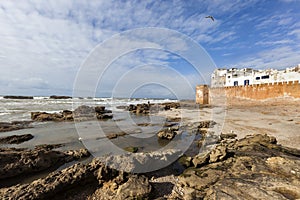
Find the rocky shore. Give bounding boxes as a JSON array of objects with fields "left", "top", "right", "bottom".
[
  {"left": 0, "top": 133, "right": 299, "bottom": 199},
  {"left": 0, "top": 101, "right": 299, "bottom": 199}
]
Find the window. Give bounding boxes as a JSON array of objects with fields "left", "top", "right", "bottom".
[
  {"left": 234, "top": 81, "right": 238, "bottom": 86},
  {"left": 244, "top": 80, "right": 249, "bottom": 86},
  {"left": 261, "top": 75, "right": 270, "bottom": 79},
  {"left": 228, "top": 76, "right": 231, "bottom": 78},
  {"left": 255, "top": 77, "right": 260, "bottom": 80}
]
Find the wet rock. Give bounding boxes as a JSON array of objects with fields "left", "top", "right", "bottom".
[
  {"left": 197, "top": 120, "right": 217, "bottom": 128},
  {"left": 0, "top": 134, "right": 33, "bottom": 144},
  {"left": 74, "top": 105, "right": 113, "bottom": 120},
  {"left": 176, "top": 134, "right": 300, "bottom": 199},
  {"left": 106, "top": 132, "right": 127, "bottom": 139},
  {"left": 220, "top": 133, "right": 237, "bottom": 140},
  {"left": 0, "top": 158, "right": 151, "bottom": 200},
  {"left": 34, "top": 143, "right": 64, "bottom": 150},
  {"left": 166, "top": 117, "right": 182, "bottom": 122},
  {"left": 31, "top": 111, "right": 65, "bottom": 121},
  {"left": 31, "top": 105, "right": 113, "bottom": 122},
  {"left": 161, "top": 102, "right": 180, "bottom": 110},
  {"left": 3, "top": 96, "right": 33, "bottom": 99},
  {"left": 123, "top": 146, "right": 139, "bottom": 153},
  {"left": 128, "top": 103, "right": 151, "bottom": 114},
  {"left": 0, "top": 147, "right": 90, "bottom": 180},
  {"left": 64, "top": 148, "right": 90, "bottom": 160},
  {"left": 178, "top": 155, "right": 192, "bottom": 168},
  {"left": 192, "top": 152, "right": 210, "bottom": 167},
  {"left": 0, "top": 121, "right": 32, "bottom": 132},
  {"left": 49, "top": 95, "right": 72, "bottom": 99},
  {"left": 157, "top": 128, "right": 176, "bottom": 140}
]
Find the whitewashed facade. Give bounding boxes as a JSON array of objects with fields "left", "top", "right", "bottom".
[{"left": 211, "top": 65, "right": 300, "bottom": 88}]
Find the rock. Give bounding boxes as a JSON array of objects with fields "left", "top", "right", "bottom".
[
  {"left": 49, "top": 95, "right": 72, "bottom": 99},
  {"left": 31, "top": 105, "right": 113, "bottom": 122},
  {"left": 0, "top": 134, "right": 33, "bottom": 144},
  {"left": 116, "top": 175, "right": 151, "bottom": 199},
  {"left": 3, "top": 96, "right": 33, "bottom": 99},
  {"left": 175, "top": 134, "right": 300, "bottom": 199},
  {"left": 0, "top": 121, "right": 32, "bottom": 132},
  {"left": 197, "top": 120, "right": 217, "bottom": 128},
  {"left": 192, "top": 152, "right": 210, "bottom": 167},
  {"left": 0, "top": 147, "right": 90, "bottom": 180},
  {"left": 209, "top": 145, "right": 227, "bottom": 163},
  {"left": 123, "top": 146, "right": 139, "bottom": 153},
  {"left": 161, "top": 102, "right": 180, "bottom": 110},
  {"left": 34, "top": 143, "right": 64, "bottom": 150},
  {"left": 99, "top": 149, "right": 183, "bottom": 173},
  {"left": 0, "top": 157, "right": 151, "bottom": 200},
  {"left": 31, "top": 112, "right": 65, "bottom": 121},
  {"left": 74, "top": 105, "right": 113, "bottom": 120},
  {"left": 64, "top": 148, "right": 90, "bottom": 160},
  {"left": 128, "top": 103, "right": 151, "bottom": 114},
  {"left": 220, "top": 133, "right": 237, "bottom": 140},
  {"left": 106, "top": 132, "right": 127, "bottom": 139},
  {"left": 157, "top": 129, "right": 176, "bottom": 140},
  {"left": 178, "top": 155, "right": 192, "bottom": 168}
]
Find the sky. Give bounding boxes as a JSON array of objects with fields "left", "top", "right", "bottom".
[{"left": 0, "top": 0, "right": 299, "bottom": 98}]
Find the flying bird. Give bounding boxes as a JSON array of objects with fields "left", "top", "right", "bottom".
[{"left": 205, "top": 16, "right": 215, "bottom": 21}]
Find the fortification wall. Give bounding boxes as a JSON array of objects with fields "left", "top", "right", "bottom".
[{"left": 196, "top": 81, "right": 300, "bottom": 104}]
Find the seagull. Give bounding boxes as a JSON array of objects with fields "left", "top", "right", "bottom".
[{"left": 205, "top": 15, "right": 215, "bottom": 21}]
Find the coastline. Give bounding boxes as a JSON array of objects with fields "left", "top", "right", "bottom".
[{"left": 0, "top": 98, "right": 299, "bottom": 199}]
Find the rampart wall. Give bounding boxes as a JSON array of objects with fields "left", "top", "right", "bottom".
[{"left": 196, "top": 81, "right": 300, "bottom": 104}]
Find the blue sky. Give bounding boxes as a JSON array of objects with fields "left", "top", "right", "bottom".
[{"left": 0, "top": 0, "right": 299, "bottom": 98}]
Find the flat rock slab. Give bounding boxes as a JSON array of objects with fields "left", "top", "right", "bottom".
[{"left": 0, "top": 134, "right": 34, "bottom": 144}]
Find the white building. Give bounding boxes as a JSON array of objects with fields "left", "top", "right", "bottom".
[{"left": 211, "top": 64, "right": 300, "bottom": 88}]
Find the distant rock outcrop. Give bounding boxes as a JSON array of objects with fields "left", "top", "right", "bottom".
[
  {"left": 3, "top": 96, "right": 33, "bottom": 99},
  {"left": 49, "top": 95, "right": 72, "bottom": 99}
]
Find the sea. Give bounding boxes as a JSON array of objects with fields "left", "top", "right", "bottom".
[
  {"left": 0, "top": 96, "right": 176, "bottom": 122},
  {"left": 0, "top": 96, "right": 187, "bottom": 153}
]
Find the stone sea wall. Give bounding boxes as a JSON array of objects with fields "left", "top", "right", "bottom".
[{"left": 196, "top": 81, "right": 300, "bottom": 104}]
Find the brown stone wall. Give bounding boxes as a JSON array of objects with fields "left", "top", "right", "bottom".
[
  {"left": 207, "top": 81, "right": 300, "bottom": 102},
  {"left": 196, "top": 85, "right": 209, "bottom": 104}
]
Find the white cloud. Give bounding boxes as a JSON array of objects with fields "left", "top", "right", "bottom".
[
  {"left": 255, "top": 39, "right": 293, "bottom": 46},
  {"left": 229, "top": 46, "right": 300, "bottom": 69},
  {"left": 0, "top": 0, "right": 298, "bottom": 97}
]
